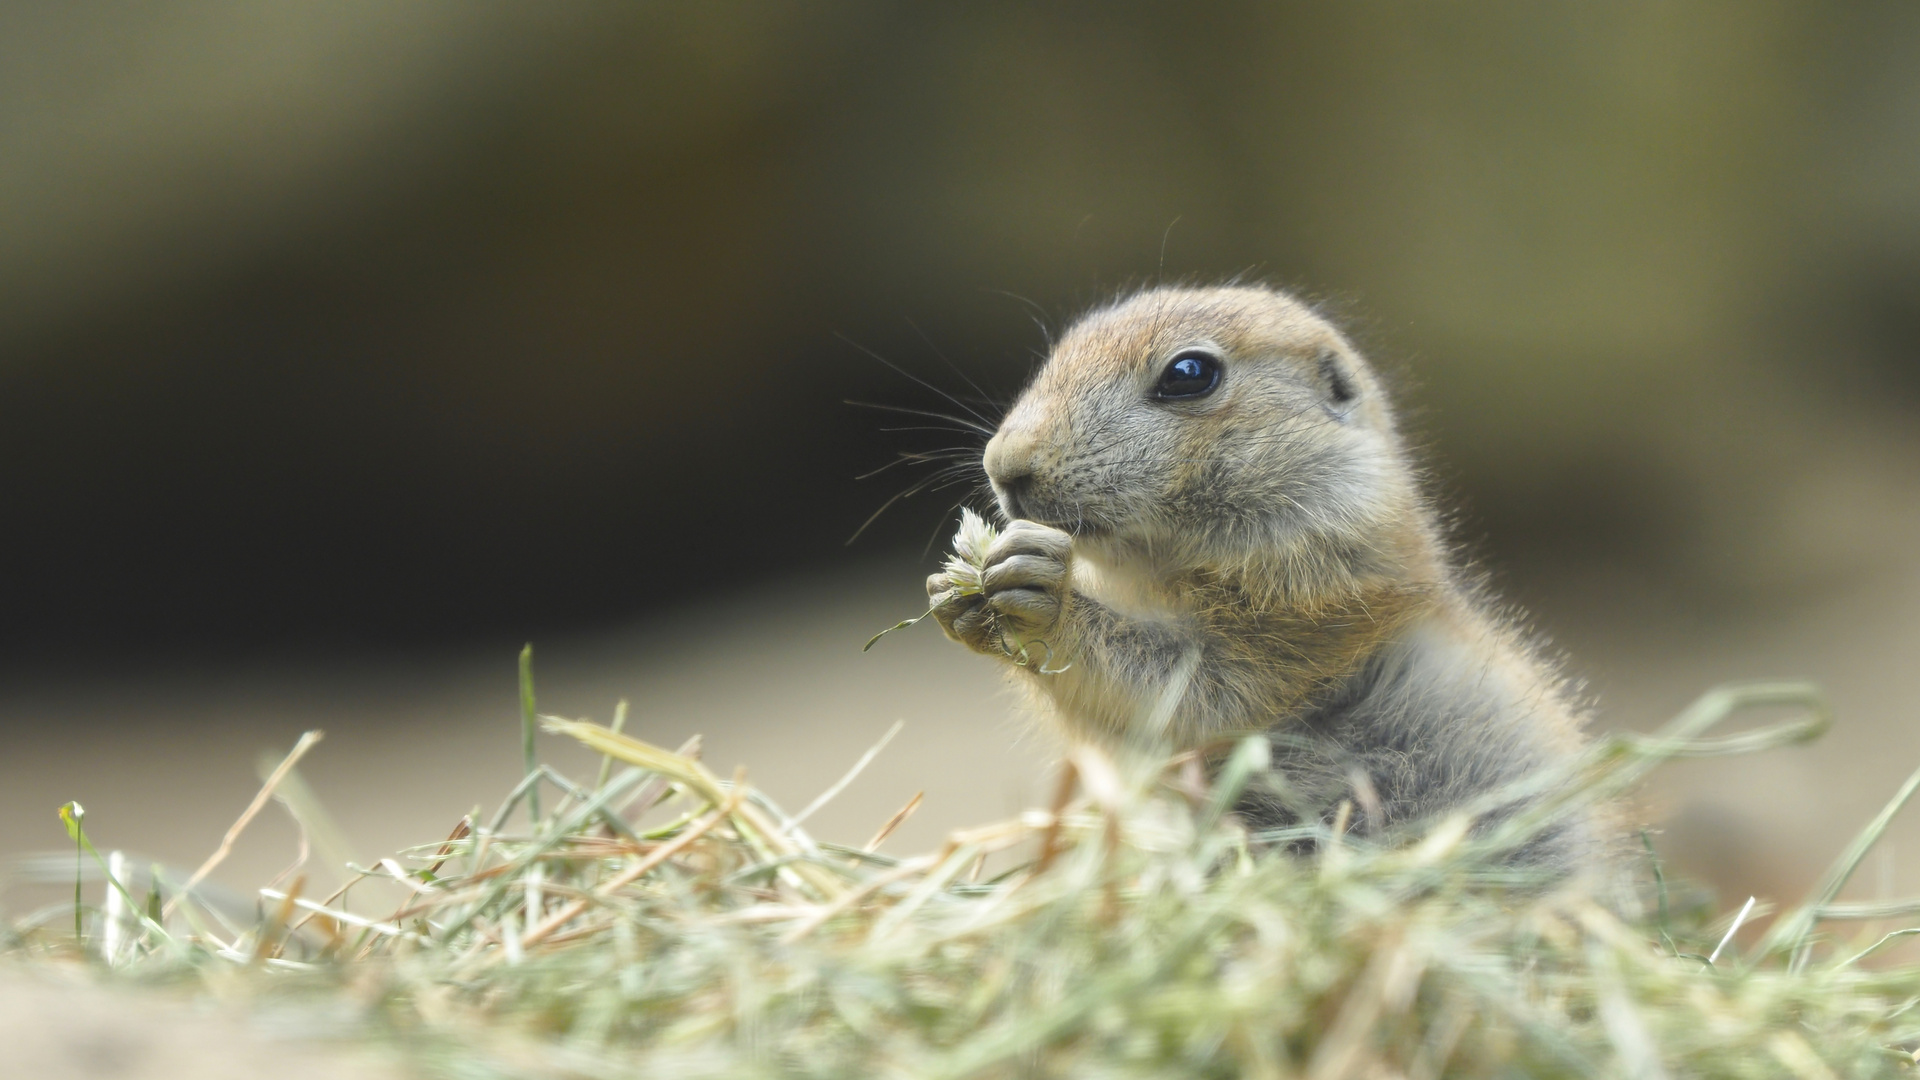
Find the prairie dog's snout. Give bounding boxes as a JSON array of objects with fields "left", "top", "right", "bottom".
[{"left": 982, "top": 411, "right": 1042, "bottom": 519}]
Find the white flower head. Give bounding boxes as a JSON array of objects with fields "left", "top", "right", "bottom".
[{"left": 943, "top": 507, "right": 999, "bottom": 596}]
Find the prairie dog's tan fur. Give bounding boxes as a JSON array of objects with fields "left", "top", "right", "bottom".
[{"left": 928, "top": 285, "right": 1603, "bottom": 870}]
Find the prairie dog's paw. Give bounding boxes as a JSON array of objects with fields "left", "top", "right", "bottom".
[
  {"left": 982, "top": 521, "right": 1073, "bottom": 645},
  {"left": 926, "top": 568, "right": 991, "bottom": 654},
  {"left": 927, "top": 519, "right": 1073, "bottom": 661}
]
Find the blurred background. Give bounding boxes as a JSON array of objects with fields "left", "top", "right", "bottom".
[{"left": 2, "top": 3, "right": 1918, "bottom": 922}]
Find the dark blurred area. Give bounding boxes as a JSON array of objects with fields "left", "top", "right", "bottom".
[
  {"left": 6, "top": 2, "right": 1914, "bottom": 667},
  {"left": 4, "top": 3, "right": 1920, "bottom": 918}
]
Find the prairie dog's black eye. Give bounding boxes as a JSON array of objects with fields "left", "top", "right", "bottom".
[{"left": 1154, "top": 350, "right": 1222, "bottom": 400}]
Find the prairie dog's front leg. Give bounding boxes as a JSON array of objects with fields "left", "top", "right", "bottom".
[
  {"left": 926, "top": 520, "right": 1073, "bottom": 663},
  {"left": 927, "top": 520, "right": 1205, "bottom": 740}
]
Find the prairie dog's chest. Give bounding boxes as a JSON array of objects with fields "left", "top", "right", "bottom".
[{"left": 1071, "top": 553, "right": 1191, "bottom": 625}]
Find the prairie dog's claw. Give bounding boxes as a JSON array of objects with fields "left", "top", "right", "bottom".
[{"left": 926, "top": 571, "right": 992, "bottom": 651}]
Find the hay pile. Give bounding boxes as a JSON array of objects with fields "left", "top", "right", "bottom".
[{"left": 8, "top": 670, "right": 1920, "bottom": 1078}]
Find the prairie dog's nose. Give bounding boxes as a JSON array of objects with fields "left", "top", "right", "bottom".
[
  {"left": 984, "top": 425, "right": 1042, "bottom": 519},
  {"left": 983, "top": 426, "right": 1038, "bottom": 491}
]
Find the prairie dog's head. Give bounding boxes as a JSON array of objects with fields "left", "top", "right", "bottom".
[{"left": 985, "top": 286, "right": 1424, "bottom": 581}]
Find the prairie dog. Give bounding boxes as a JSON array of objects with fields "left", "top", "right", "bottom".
[{"left": 927, "top": 285, "right": 1603, "bottom": 870}]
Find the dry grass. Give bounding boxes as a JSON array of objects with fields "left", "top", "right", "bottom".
[{"left": 7, "top": 667, "right": 1920, "bottom": 1078}]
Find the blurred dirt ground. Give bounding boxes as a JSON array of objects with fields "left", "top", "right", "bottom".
[
  {"left": 0, "top": 966, "right": 404, "bottom": 1079},
  {"left": 0, "top": 565, "right": 1052, "bottom": 915}
]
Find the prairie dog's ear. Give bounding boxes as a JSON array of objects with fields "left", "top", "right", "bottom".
[{"left": 1316, "top": 349, "right": 1358, "bottom": 408}]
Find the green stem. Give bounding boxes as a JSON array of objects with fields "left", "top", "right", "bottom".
[
  {"left": 65, "top": 802, "right": 82, "bottom": 943},
  {"left": 519, "top": 644, "right": 541, "bottom": 828}
]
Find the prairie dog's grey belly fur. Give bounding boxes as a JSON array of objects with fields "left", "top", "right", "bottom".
[
  {"left": 1234, "top": 602, "right": 1598, "bottom": 865},
  {"left": 923, "top": 285, "right": 1611, "bottom": 877}
]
